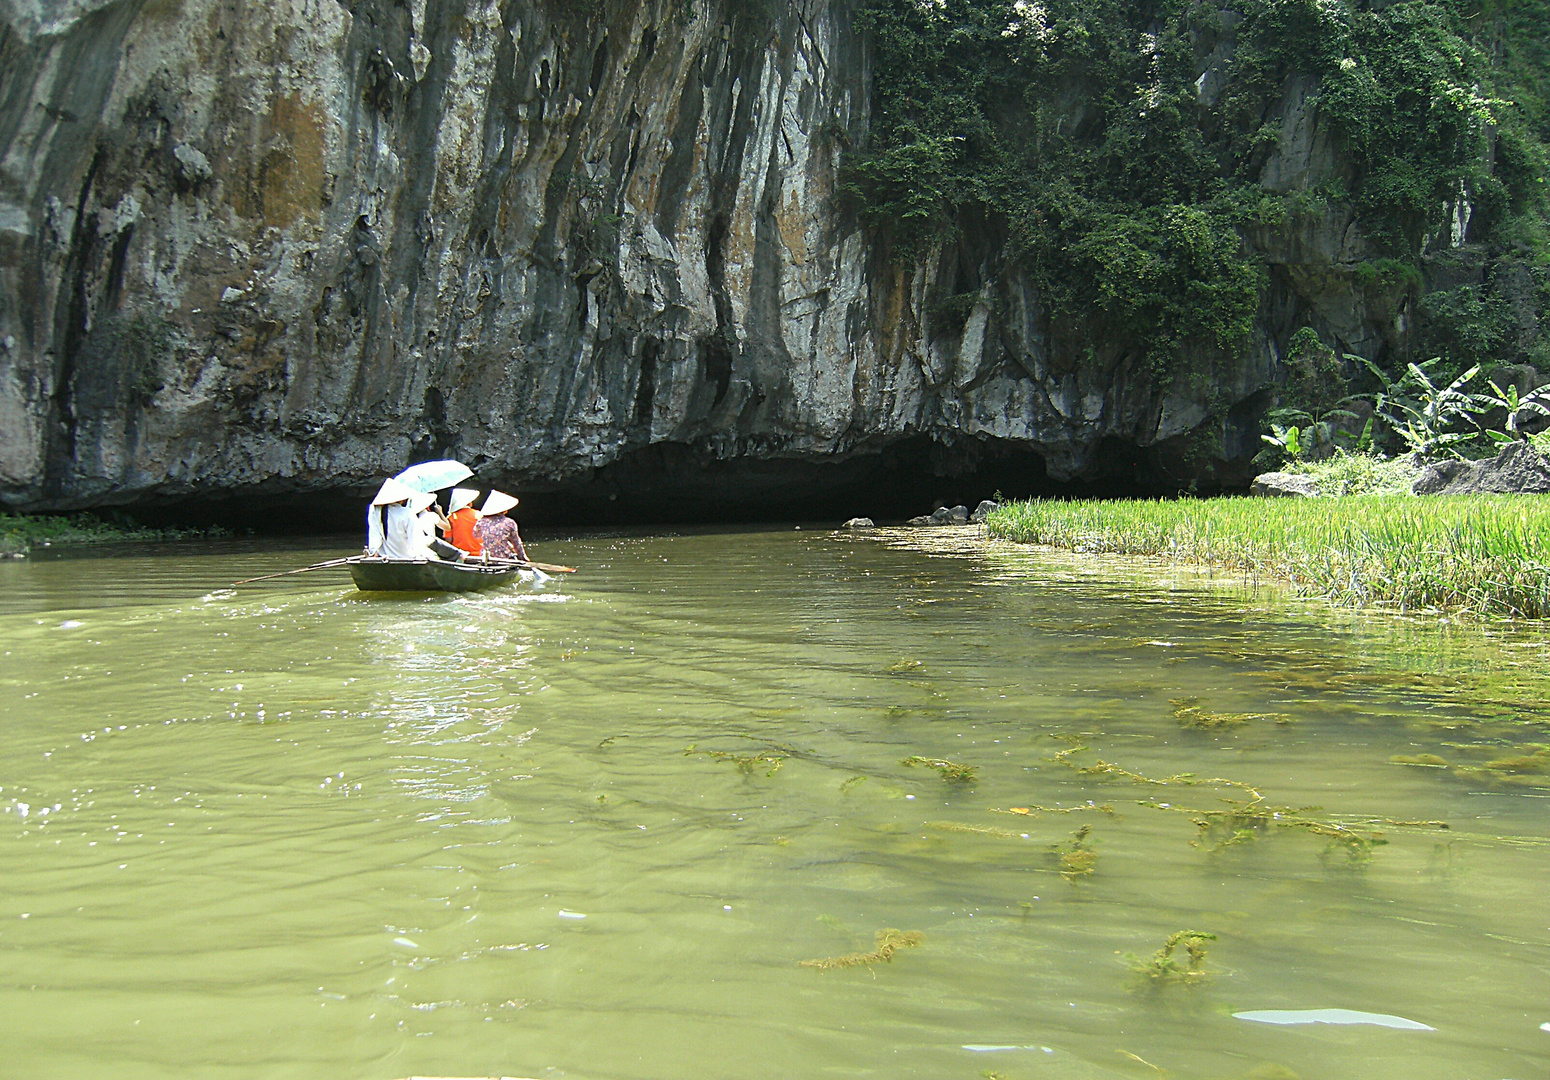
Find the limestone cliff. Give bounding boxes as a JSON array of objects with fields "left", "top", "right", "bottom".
[{"left": 0, "top": 0, "right": 1539, "bottom": 515}]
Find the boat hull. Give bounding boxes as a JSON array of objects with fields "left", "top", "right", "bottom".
[{"left": 348, "top": 557, "right": 528, "bottom": 593}]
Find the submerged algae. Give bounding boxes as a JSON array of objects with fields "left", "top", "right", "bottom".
[
  {"left": 901, "top": 756, "right": 979, "bottom": 782},
  {"left": 1050, "top": 824, "right": 1098, "bottom": 882},
  {"left": 685, "top": 744, "right": 788, "bottom": 777},
  {"left": 1130, "top": 930, "right": 1217, "bottom": 985},
  {"left": 801, "top": 929, "right": 924, "bottom": 970}
]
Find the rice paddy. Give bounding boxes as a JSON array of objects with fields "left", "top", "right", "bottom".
[{"left": 986, "top": 495, "right": 1550, "bottom": 618}]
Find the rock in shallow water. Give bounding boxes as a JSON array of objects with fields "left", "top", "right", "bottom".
[
  {"left": 842, "top": 517, "right": 874, "bottom": 529},
  {"left": 908, "top": 505, "right": 970, "bottom": 526},
  {"left": 969, "top": 499, "right": 1000, "bottom": 524}
]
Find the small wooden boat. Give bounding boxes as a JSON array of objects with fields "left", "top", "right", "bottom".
[{"left": 347, "top": 556, "right": 533, "bottom": 593}]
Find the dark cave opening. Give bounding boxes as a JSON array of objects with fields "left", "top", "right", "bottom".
[{"left": 108, "top": 435, "right": 1212, "bottom": 536}]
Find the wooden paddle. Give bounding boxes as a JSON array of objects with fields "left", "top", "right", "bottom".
[
  {"left": 482, "top": 556, "right": 577, "bottom": 574},
  {"left": 230, "top": 557, "right": 356, "bottom": 585}
]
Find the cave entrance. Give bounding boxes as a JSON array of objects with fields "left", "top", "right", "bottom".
[
  {"left": 509, "top": 435, "right": 1181, "bottom": 527},
  {"left": 107, "top": 436, "right": 1193, "bottom": 535}
]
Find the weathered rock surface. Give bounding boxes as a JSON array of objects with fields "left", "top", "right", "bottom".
[
  {"left": 0, "top": 0, "right": 1512, "bottom": 513},
  {"left": 968, "top": 499, "right": 998, "bottom": 524},
  {"left": 841, "top": 516, "right": 873, "bottom": 529},
  {"left": 1251, "top": 472, "right": 1320, "bottom": 498},
  {"left": 908, "top": 504, "right": 968, "bottom": 526},
  {"left": 1411, "top": 443, "right": 1550, "bottom": 496}
]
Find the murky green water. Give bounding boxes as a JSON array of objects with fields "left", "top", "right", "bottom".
[{"left": 3, "top": 528, "right": 1549, "bottom": 1080}]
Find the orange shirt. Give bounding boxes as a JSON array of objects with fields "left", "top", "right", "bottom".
[{"left": 447, "top": 507, "right": 483, "bottom": 555}]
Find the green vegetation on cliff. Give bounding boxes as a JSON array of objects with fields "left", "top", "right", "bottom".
[
  {"left": 985, "top": 495, "right": 1550, "bottom": 617},
  {"left": 849, "top": 0, "right": 1550, "bottom": 382},
  {"left": 0, "top": 513, "right": 204, "bottom": 556}
]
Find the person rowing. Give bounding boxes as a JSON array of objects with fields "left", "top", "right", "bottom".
[{"left": 473, "top": 490, "right": 528, "bottom": 562}]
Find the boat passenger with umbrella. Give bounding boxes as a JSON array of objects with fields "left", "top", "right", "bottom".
[{"left": 234, "top": 459, "right": 575, "bottom": 592}]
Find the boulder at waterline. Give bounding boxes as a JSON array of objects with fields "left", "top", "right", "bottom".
[
  {"left": 842, "top": 517, "right": 875, "bottom": 529},
  {"left": 969, "top": 500, "right": 1000, "bottom": 524},
  {"left": 908, "top": 505, "right": 970, "bottom": 526}
]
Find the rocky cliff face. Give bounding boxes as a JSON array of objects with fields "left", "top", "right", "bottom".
[{"left": 0, "top": 0, "right": 1523, "bottom": 516}]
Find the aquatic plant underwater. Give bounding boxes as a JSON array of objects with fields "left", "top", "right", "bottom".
[
  {"left": 802, "top": 929, "right": 925, "bottom": 970},
  {"left": 682, "top": 690, "right": 1542, "bottom": 983}
]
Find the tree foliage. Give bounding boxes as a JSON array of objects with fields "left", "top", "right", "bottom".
[{"left": 846, "top": 0, "right": 1550, "bottom": 379}]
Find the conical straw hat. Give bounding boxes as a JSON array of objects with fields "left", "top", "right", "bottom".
[
  {"left": 371, "top": 477, "right": 417, "bottom": 506},
  {"left": 481, "top": 490, "right": 519, "bottom": 516},
  {"left": 449, "top": 487, "right": 480, "bottom": 513}
]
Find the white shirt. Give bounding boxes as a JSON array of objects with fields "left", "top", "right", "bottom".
[
  {"left": 382, "top": 504, "right": 432, "bottom": 560},
  {"left": 417, "top": 510, "right": 440, "bottom": 551},
  {"left": 366, "top": 505, "right": 385, "bottom": 555}
]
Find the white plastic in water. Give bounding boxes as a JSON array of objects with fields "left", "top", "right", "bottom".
[{"left": 1234, "top": 1009, "right": 1434, "bottom": 1030}]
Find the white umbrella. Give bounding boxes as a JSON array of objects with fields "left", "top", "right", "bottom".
[{"left": 393, "top": 459, "right": 473, "bottom": 492}]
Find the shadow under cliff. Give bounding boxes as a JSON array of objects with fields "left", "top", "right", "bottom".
[{"left": 117, "top": 435, "right": 1246, "bottom": 534}]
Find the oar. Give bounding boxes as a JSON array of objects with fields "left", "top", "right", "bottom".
[
  {"left": 482, "top": 557, "right": 577, "bottom": 574},
  {"left": 230, "top": 557, "right": 356, "bottom": 586}
]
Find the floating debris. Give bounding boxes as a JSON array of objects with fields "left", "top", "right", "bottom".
[
  {"left": 1416, "top": 738, "right": 1550, "bottom": 787},
  {"left": 1117, "top": 1049, "right": 1167, "bottom": 1074},
  {"left": 886, "top": 658, "right": 925, "bottom": 674},
  {"left": 1172, "top": 696, "right": 1256, "bottom": 729},
  {"left": 1143, "top": 795, "right": 1401, "bottom": 861},
  {"left": 927, "top": 821, "right": 1022, "bottom": 839},
  {"left": 1233, "top": 1008, "right": 1433, "bottom": 1031},
  {"left": 1389, "top": 753, "right": 1449, "bottom": 767},
  {"left": 1053, "top": 741, "right": 1264, "bottom": 799},
  {"left": 1131, "top": 930, "right": 1215, "bottom": 985},
  {"left": 1059, "top": 741, "right": 1444, "bottom": 861},
  {"left": 1051, "top": 824, "right": 1097, "bottom": 882},
  {"left": 684, "top": 744, "right": 786, "bottom": 776},
  {"left": 902, "top": 756, "right": 978, "bottom": 782},
  {"left": 993, "top": 803, "right": 1115, "bottom": 817},
  {"left": 801, "top": 928, "right": 923, "bottom": 969}
]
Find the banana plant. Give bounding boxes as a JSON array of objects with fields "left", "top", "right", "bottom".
[
  {"left": 1261, "top": 423, "right": 1305, "bottom": 461},
  {"left": 1350, "top": 355, "right": 1488, "bottom": 458},
  {"left": 1480, "top": 378, "right": 1550, "bottom": 443}
]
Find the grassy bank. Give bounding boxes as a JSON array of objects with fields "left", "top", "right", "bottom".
[
  {"left": 0, "top": 513, "right": 205, "bottom": 556},
  {"left": 985, "top": 496, "right": 1550, "bottom": 619}
]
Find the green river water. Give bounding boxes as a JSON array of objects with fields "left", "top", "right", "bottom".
[{"left": 2, "top": 528, "right": 1548, "bottom": 1080}]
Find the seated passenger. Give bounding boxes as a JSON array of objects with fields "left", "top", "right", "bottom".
[
  {"left": 417, "top": 496, "right": 466, "bottom": 561},
  {"left": 446, "top": 487, "right": 483, "bottom": 556},
  {"left": 383, "top": 490, "right": 440, "bottom": 560},
  {"left": 366, "top": 478, "right": 418, "bottom": 556},
  {"left": 473, "top": 490, "right": 528, "bottom": 562}
]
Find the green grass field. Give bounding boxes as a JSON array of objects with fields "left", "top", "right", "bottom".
[{"left": 985, "top": 496, "right": 1550, "bottom": 619}]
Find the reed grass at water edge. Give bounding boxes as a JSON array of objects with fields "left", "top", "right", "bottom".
[{"left": 985, "top": 495, "right": 1550, "bottom": 618}]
